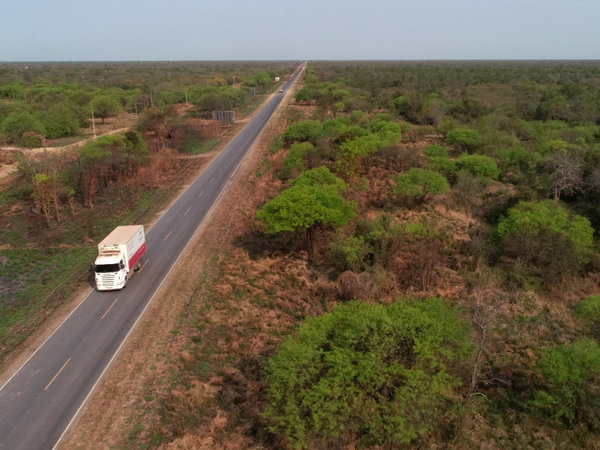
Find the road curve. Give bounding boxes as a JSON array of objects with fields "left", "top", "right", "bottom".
[{"left": 0, "top": 63, "right": 305, "bottom": 450}]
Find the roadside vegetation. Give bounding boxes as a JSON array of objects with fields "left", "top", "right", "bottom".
[
  {"left": 107, "top": 61, "right": 600, "bottom": 449},
  {"left": 0, "top": 61, "right": 295, "bottom": 362}
]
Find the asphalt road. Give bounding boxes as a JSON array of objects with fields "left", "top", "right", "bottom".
[{"left": 0, "top": 63, "right": 305, "bottom": 450}]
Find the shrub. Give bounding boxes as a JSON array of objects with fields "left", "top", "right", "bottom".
[
  {"left": 498, "top": 230, "right": 581, "bottom": 287},
  {"left": 573, "top": 295, "right": 600, "bottom": 338},
  {"left": 263, "top": 298, "right": 473, "bottom": 448},
  {"left": 455, "top": 153, "right": 500, "bottom": 179},
  {"left": 424, "top": 143, "right": 449, "bottom": 158},
  {"left": 1, "top": 110, "right": 44, "bottom": 145},
  {"left": 497, "top": 200, "right": 594, "bottom": 262},
  {"left": 446, "top": 128, "right": 480, "bottom": 150},
  {"left": 533, "top": 340, "right": 600, "bottom": 427},
  {"left": 393, "top": 168, "right": 449, "bottom": 204},
  {"left": 282, "top": 120, "right": 323, "bottom": 145},
  {"left": 426, "top": 156, "right": 456, "bottom": 176},
  {"left": 282, "top": 141, "right": 313, "bottom": 177}
]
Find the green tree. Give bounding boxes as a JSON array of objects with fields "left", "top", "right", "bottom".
[
  {"left": 446, "top": 128, "right": 480, "bottom": 151},
  {"left": 290, "top": 166, "right": 346, "bottom": 191},
  {"left": 295, "top": 88, "right": 313, "bottom": 105},
  {"left": 282, "top": 142, "right": 314, "bottom": 177},
  {"left": 282, "top": 120, "right": 323, "bottom": 145},
  {"left": 92, "top": 95, "right": 121, "bottom": 124},
  {"left": 497, "top": 200, "right": 594, "bottom": 262},
  {"left": 77, "top": 132, "right": 148, "bottom": 207},
  {"left": 424, "top": 143, "right": 449, "bottom": 158},
  {"left": 393, "top": 168, "right": 449, "bottom": 204},
  {"left": 1, "top": 110, "right": 44, "bottom": 145},
  {"left": 41, "top": 104, "right": 80, "bottom": 139},
  {"left": 257, "top": 183, "right": 355, "bottom": 259},
  {"left": 264, "top": 298, "right": 473, "bottom": 448},
  {"left": 533, "top": 340, "right": 600, "bottom": 426},
  {"left": 426, "top": 156, "right": 456, "bottom": 176},
  {"left": 573, "top": 295, "right": 600, "bottom": 338},
  {"left": 455, "top": 153, "right": 500, "bottom": 179},
  {"left": 334, "top": 134, "right": 384, "bottom": 179}
]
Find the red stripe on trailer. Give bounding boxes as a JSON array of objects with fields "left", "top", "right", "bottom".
[{"left": 129, "top": 242, "right": 146, "bottom": 269}]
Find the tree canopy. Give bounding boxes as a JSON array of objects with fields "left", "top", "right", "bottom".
[
  {"left": 533, "top": 339, "right": 600, "bottom": 426},
  {"left": 393, "top": 168, "right": 450, "bottom": 203},
  {"left": 264, "top": 298, "right": 473, "bottom": 448},
  {"left": 92, "top": 95, "right": 121, "bottom": 124},
  {"left": 455, "top": 153, "right": 500, "bottom": 179},
  {"left": 497, "top": 200, "right": 594, "bottom": 261},
  {"left": 282, "top": 120, "right": 323, "bottom": 145},
  {"left": 256, "top": 182, "right": 355, "bottom": 258}
]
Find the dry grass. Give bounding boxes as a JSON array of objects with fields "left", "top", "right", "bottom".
[{"left": 60, "top": 91, "right": 600, "bottom": 449}]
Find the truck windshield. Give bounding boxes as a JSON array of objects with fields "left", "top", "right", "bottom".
[{"left": 95, "top": 263, "right": 121, "bottom": 273}]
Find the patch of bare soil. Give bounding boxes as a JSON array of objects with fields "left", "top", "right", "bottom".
[{"left": 59, "top": 88, "right": 301, "bottom": 448}]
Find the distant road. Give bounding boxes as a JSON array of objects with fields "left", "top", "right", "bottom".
[{"left": 0, "top": 63, "right": 306, "bottom": 450}]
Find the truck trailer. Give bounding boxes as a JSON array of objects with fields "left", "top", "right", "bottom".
[{"left": 94, "top": 225, "right": 146, "bottom": 291}]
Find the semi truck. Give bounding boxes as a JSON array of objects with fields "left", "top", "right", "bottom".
[{"left": 94, "top": 225, "right": 146, "bottom": 291}]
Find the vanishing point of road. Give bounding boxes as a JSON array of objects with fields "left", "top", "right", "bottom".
[{"left": 0, "top": 64, "right": 305, "bottom": 450}]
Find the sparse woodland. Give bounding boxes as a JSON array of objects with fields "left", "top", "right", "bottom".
[
  {"left": 0, "top": 61, "right": 294, "bottom": 357},
  {"left": 245, "top": 62, "right": 600, "bottom": 449},
  {"left": 2, "top": 61, "right": 600, "bottom": 448}
]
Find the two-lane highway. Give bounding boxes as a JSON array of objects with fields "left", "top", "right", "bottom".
[{"left": 0, "top": 63, "right": 305, "bottom": 449}]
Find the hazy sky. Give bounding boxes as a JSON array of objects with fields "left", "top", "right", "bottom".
[{"left": 1, "top": 0, "right": 599, "bottom": 61}]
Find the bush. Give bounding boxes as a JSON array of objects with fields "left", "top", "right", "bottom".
[
  {"left": 455, "top": 153, "right": 500, "bottom": 179},
  {"left": 41, "top": 104, "right": 80, "bottom": 139},
  {"left": 424, "top": 143, "right": 449, "bottom": 158},
  {"left": 263, "top": 298, "right": 473, "bottom": 448},
  {"left": 393, "top": 168, "right": 449, "bottom": 204},
  {"left": 328, "top": 235, "right": 370, "bottom": 272},
  {"left": 282, "top": 141, "right": 313, "bottom": 177},
  {"left": 1, "top": 110, "right": 44, "bottom": 145},
  {"left": 533, "top": 340, "right": 600, "bottom": 427},
  {"left": 282, "top": 120, "right": 323, "bottom": 145},
  {"left": 497, "top": 200, "right": 594, "bottom": 262},
  {"left": 426, "top": 156, "right": 456, "bottom": 177},
  {"left": 446, "top": 128, "right": 480, "bottom": 150},
  {"left": 498, "top": 230, "right": 581, "bottom": 287},
  {"left": 573, "top": 295, "right": 600, "bottom": 338}
]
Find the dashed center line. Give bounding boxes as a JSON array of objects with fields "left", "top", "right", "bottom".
[
  {"left": 101, "top": 298, "right": 119, "bottom": 320},
  {"left": 139, "top": 260, "right": 149, "bottom": 272},
  {"left": 163, "top": 231, "right": 172, "bottom": 242},
  {"left": 185, "top": 207, "right": 191, "bottom": 215},
  {"left": 45, "top": 358, "right": 71, "bottom": 391},
  {"left": 198, "top": 190, "right": 204, "bottom": 197}
]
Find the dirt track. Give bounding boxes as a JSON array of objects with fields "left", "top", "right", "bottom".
[{"left": 0, "top": 126, "right": 131, "bottom": 182}]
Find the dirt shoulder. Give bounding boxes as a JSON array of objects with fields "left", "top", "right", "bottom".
[{"left": 59, "top": 86, "right": 297, "bottom": 448}]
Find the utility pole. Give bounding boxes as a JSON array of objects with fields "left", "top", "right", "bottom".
[{"left": 91, "top": 104, "right": 97, "bottom": 139}]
